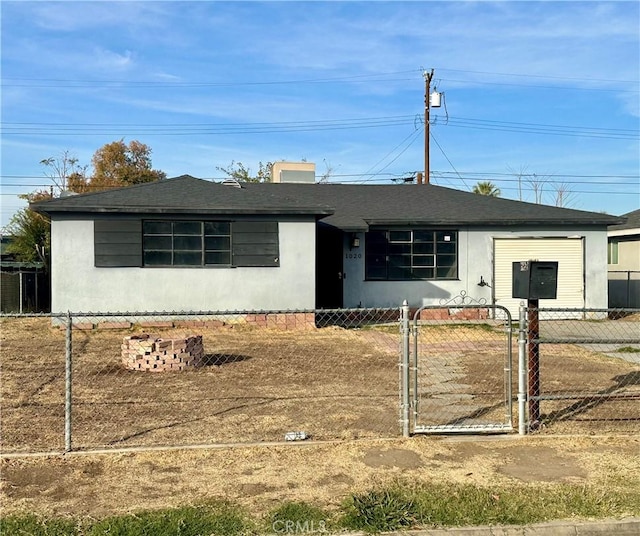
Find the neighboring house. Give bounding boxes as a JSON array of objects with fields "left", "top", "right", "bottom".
[
  {"left": 0, "top": 235, "right": 49, "bottom": 313},
  {"left": 607, "top": 209, "right": 640, "bottom": 308},
  {"left": 32, "top": 168, "right": 623, "bottom": 318}
]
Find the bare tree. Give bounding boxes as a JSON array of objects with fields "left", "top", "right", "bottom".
[
  {"left": 40, "top": 150, "right": 87, "bottom": 195},
  {"left": 551, "top": 182, "right": 577, "bottom": 208},
  {"left": 506, "top": 164, "right": 530, "bottom": 201},
  {"left": 318, "top": 159, "right": 337, "bottom": 183}
]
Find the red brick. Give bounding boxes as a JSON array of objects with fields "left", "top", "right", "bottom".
[
  {"left": 138, "top": 321, "right": 173, "bottom": 328},
  {"left": 74, "top": 322, "right": 95, "bottom": 330},
  {"left": 98, "top": 321, "right": 132, "bottom": 330}
]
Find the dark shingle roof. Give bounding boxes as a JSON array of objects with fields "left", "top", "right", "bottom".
[
  {"left": 33, "top": 176, "right": 623, "bottom": 231},
  {"left": 609, "top": 209, "right": 640, "bottom": 231}
]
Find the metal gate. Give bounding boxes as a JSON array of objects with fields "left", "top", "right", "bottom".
[{"left": 403, "top": 302, "right": 514, "bottom": 434}]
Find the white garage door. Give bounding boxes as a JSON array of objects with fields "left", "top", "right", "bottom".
[{"left": 494, "top": 238, "right": 584, "bottom": 316}]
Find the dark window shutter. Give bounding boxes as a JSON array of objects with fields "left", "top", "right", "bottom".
[
  {"left": 232, "top": 221, "right": 279, "bottom": 267},
  {"left": 94, "top": 219, "right": 142, "bottom": 267}
]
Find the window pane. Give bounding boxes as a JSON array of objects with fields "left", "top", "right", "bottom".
[
  {"left": 389, "top": 230, "right": 411, "bottom": 242},
  {"left": 389, "top": 255, "right": 410, "bottom": 269},
  {"left": 143, "top": 221, "right": 171, "bottom": 234},
  {"left": 437, "top": 265, "right": 457, "bottom": 278},
  {"left": 205, "top": 236, "right": 231, "bottom": 251},
  {"left": 413, "top": 242, "right": 434, "bottom": 254},
  {"left": 412, "top": 267, "right": 434, "bottom": 279},
  {"left": 436, "top": 231, "right": 456, "bottom": 243},
  {"left": 388, "top": 243, "right": 411, "bottom": 255},
  {"left": 173, "top": 221, "right": 201, "bottom": 234},
  {"left": 205, "top": 251, "right": 231, "bottom": 265},
  {"left": 437, "top": 254, "right": 457, "bottom": 269},
  {"left": 144, "top": 251, "right": 172, "bottom": 266},
  {"left": 366, "top": 231, "right": 387, "bottom": 244},
  {"left": 413, "top": 255, "right": 434, "bottom": 267},
  {"left": 174, "top": 251, "right": 202, "bottom": 265},
  {"left": 174, "top": 235, "right": 202, "bottom": 250},
  {"left": 366, "top": 265, "right": 387, "bottom": 279},
  {"left": 437, "top": 241, "right": 456, "bottom": 254},
  {"left": 205, "top": 222, "right": 230, "bottom": 235},
  {"left": 365, "top": 254, "right": 387, "bottom": 279},
  {"left": 413, "top": 231, "right": 433, "bottom": 242},
  {"left": 388, "top": 266, "right": 411, "bottom": 279},
  {"left": 144, "top": 235, "right": 172, "bottom": 250}
]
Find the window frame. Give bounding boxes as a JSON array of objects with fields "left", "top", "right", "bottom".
[{"left": 365, "top": 229, "right": 458, "bottom": 281}]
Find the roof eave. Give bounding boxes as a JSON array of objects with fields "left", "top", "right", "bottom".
[{"left": 32, "top": 205, "right": 334, "bottom": 217}]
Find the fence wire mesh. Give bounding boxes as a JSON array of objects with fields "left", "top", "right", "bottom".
[
  {"left": 527, "top": 308, "right": 640, "bottom": 434},
  {"left": 1, "top": 309, "right": 401, "bottom": 454},
  {"left": 411, "top": 305, "right": 514, "bottom": 434}
]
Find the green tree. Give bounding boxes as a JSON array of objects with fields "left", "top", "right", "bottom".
[
  {"left": 8, "top": 140, "right": 165, "bottom": 269},
  {"left": 217, "top": 160, "right": 273, "bottom": 183},
  {"left": 472, "top": 181, "right": 501, "bottom": 197},
  {"left": 5, "top": 190, "right": 52, "bottom": 272}
]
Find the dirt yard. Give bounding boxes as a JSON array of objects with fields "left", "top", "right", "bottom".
[
  {"left": 2, "top": 315, "right": 639, "bottom": 521},
  {"left": 1, "top": 317, "right": 401, "bottom": 452},
  {"left": 2, "top": 435, "right": 639, "bottom": 519},
  {"left": 1, "top": 316, "right": 638, "bottom": 454}
]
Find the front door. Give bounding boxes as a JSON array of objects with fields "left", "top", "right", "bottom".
[{"left": 316, "top": 224, "right": 343, "bottom": 308}]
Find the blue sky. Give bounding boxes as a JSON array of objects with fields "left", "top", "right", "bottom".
[{"left": 1, "top": 0, "right": 639, "bottom": 228}]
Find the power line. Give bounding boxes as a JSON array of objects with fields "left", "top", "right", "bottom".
[
  {"left": 436, "top": 67, "right": 639, "bottom": 85},
  {"left": 429, "top": 133, "right": 469, "bottom": 189},
  {"left": 4, "top": 113, "right": 636, "bottom": 140}
]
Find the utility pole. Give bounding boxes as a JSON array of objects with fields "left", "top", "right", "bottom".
[{"left": 423, "top": 69, "right": 434, "bottom": 184}]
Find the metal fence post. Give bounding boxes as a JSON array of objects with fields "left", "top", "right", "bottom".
[
  {"left": 401, "top": 300, "right": 411, "bottom": 437},
  {"left": 518, "top": 302, "right": 527, "bottom": 435},
  {"left": 65, "top": 311, "right": 73, "bottom": 452}
]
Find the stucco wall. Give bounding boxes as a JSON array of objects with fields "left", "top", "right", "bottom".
[
  {"left": 614, "top": 237, "right": 640, "bottom": 271},
  {"left": 50, "top": 218, "right": 316, "bottom": 313},
  {"left": 341, "top": 227, "right": 609, "bottom": 313}
]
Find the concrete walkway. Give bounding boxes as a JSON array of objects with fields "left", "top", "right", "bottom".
[{"left": 405, "top": 517, "right": 640, "bottom": 535}]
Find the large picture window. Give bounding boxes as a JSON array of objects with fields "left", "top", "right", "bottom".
[{"left": 365, "top": 229, "right": 457, "bottom": 280}]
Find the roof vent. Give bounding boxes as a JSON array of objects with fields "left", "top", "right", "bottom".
[
  {"left": 221, "top": 178, "right": 243, "bottom": 188},
  {"left": 59, "top": 190, "right": 79, "bottom": 197}
]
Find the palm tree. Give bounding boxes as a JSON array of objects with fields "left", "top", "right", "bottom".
[{"left": 472, "top": 181, "right": 501, "bottom": 197}]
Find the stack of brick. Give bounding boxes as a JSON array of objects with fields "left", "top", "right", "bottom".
[{"left": 122, "top": 334, "right": 204, "bottom": 372}]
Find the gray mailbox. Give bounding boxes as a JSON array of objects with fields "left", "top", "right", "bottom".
[{"left": 512, "top": 260, "right": 558, "bottom": 300}]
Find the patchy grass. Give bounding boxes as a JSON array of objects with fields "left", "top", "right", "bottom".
[
  {"left": 86, "top": 501, "right": 252, "bottom": 536},
  {"left": 3, "top": 481, "right": 639, "bottom": 535},
  {"left": 266, "top": 501, "right": 334, "bottom": 534},
  {"left": 616, "top": 346, "right": 640, "bottom": 353}
]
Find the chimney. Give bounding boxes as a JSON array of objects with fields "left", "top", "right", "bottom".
[
  {"left": 416, "top": 172, "right": 423, "bottom": 185},
  {"left": 271, "top": 161, "right": 316, "bottom": 183}
]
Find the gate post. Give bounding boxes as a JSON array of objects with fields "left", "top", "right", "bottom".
[
  {"left": 400, "top": 300, "right": 411, "bottom": 437},
  {"left": 527, "top": 299, "right": 541, "bottom": 429},
  {"left": 518, "top": 302, "right": 527, "bottom": 435}
]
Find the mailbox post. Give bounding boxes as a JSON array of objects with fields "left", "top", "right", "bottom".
[{"left": 512, "top": 261, "right": 559, "bottom": 430}]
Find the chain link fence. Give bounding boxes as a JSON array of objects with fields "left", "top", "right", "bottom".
[
  {"left": 1, "top": 309, "right": 401, "bottom": 454},
  {"left": 524, "top": 307, "right": 640, "bottom": 434},
  {"left": 407, "top": 304, "right": 515, "bottom": 434},
  {"left": 2, "top": 306, "right": 639, "bottom": 455}
]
